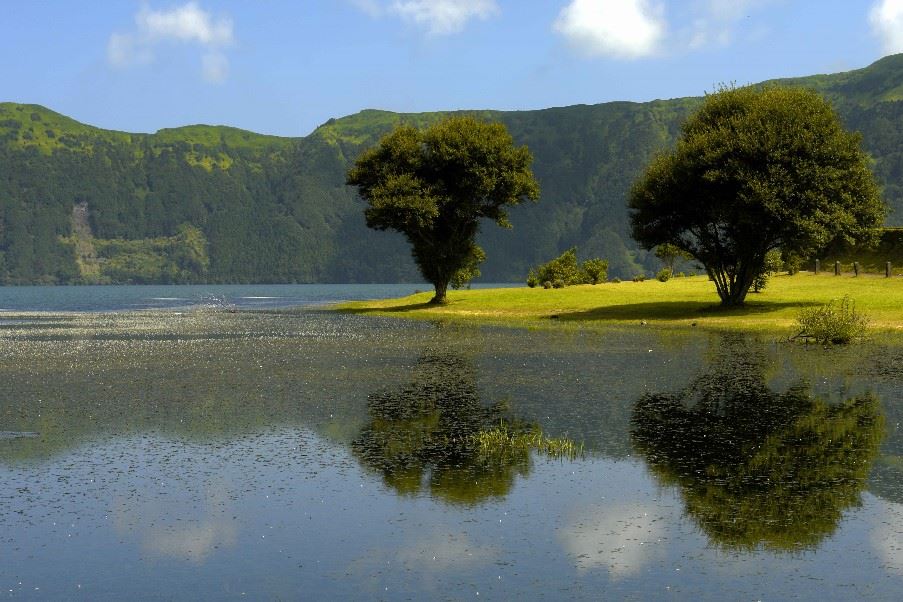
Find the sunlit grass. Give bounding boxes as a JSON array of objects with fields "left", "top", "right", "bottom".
[
  {"left": 339, "top": 272, "right": 903, "bottom": 335},
  {"left": 474, "top": 423, "right": 584, "bottom": 460}
]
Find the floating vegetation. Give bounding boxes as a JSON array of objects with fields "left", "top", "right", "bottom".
[
  {"left": 473, "top": 422, "right": 584, "bottom": 461},
  {"left": 793, "top": 295, "right": 870, "bottom": 345}
]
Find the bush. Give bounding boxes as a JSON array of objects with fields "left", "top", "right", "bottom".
[
  {"left": 552, "top": 279, "right": 566, "bottom": 289},
  {"left": 582, "top": 258, "right": 608, "bottom": 284},
  {"left": 526, "top": 248, "right": 608, "bottom": 287},
  {"left": 656, "top": 268, "right": 672, "bottom": 282},
  {"left": 542, "top": 280, "right": 552, "bottom": 289},
  {"left": 632, "top": 273, "right": 646, "bottom": 282},
  {"left": 783, "top": 253, "right": 802, "bottom": 275},
  {"left": 526, "top": 271, "right": 538, "bottom": 288},
  {"left": 794, "top": 296, "right": 869, "bottom": 344},
  {"left": 611, "top": 277, "right": 621, "bottom": 283}
]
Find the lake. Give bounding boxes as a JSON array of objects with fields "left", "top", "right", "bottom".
[{"left": 2, "top": 285, "right": 902, "bottom": 600}]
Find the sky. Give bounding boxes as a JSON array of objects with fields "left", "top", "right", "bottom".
[{"left": 0, "top": 1, "right": 901, "bottom": 137}]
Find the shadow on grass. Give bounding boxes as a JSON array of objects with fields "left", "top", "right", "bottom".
[
  {"left": 341, "top": 301, "right": 436, "bottom": 314},
  {"left": 558, "top": 299, "right": 819, "bottom": 322}
]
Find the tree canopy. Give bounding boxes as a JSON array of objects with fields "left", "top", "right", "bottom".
[
  {"left": 346, "top": 116, "right": 539, "bottom": 303},
  {"left": 629, "top": 85, "right": 885, "bottom": 306}
]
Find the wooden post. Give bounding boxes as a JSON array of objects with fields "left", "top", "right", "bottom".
[
  {"left": 815, "top": 259, "right": 820, "bottom": 274},
  {"left": 834, "top": 261, "right": 840, "bottom": 276},
  {"left": 888, "top": 262, "right": 892, "bottom": 278}
]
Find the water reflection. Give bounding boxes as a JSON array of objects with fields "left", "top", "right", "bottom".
[
  {"left": 631, "top": 338, "right": 884, "bottom": 552},
  {"left": 351, "top": 350, "right": 531, "bottom": 505}
]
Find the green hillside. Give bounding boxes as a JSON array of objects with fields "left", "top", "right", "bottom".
[{"left": 3, "top": 55, "right": 903, "bottom": 284}]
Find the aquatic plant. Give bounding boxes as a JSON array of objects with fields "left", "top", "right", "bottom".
[
  {"left": 793, "top": 296, "right": 869, "bottom": 344},
  {"left": 473, "top": 422, "right": 584, "bottom": 461}
]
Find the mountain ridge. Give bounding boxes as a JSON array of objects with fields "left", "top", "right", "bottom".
[{"left": 2, "top": 55, "right": 903, "bottom": 284}]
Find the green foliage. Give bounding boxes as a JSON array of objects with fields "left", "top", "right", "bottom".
[
  {"left": 7, "top": 53, "right": 903, "bottom": 285},
  {"left": 654, "top": 243, "right": 691, "bottom": 271},
  {"left": 527, "top": 247, "right": 608, "bottom": 287},
  {"left": 582, "top": 258, "right": 609, "bottom": 284},
  {"left": 347, "top": 116, "right": 539, "bottom": 303},
  {"left": 630, "top": 85, "right": 885, "bottom": 306},
  {"left": 656, "top": 268, "right": 672, "bottom": 282},
  {"left": 795, "top": 296, "right": 870, "bottom": 344},
  {"left": 60, "top": 223, "right": 209, "bottom": 284},
  {"left": 474, "top": 422, "right": 583, "bottom": 460},
  {"left": 450, "top": 244, "right": 486, "bottom": 290},
  {"left": 632, "top": 273, "right": 646, "bottom": 282},
  {"left": 529, "top": 248, "right": 582, "bottom": 286},
  {"left": 752, "top": 250, "right": 784, "bottom": 293}
]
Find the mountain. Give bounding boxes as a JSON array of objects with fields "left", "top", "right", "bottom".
[{"left": 3, "top": 55, "right": 903, "bottom": 285}]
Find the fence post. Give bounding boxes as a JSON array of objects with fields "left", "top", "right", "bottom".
[
  {"left": 815, "top": 259, "right": 820, "bottom": 274},
  {"left": 834, "top": 261, "right": 840, "bottom": 276},
  {"left": 888, "top": 262, "right": 893, "bottom": 278}
]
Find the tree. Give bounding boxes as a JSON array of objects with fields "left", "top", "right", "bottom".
[
  {"left": 654, "top": 242, "right": 691, "bottom": 273},
  {"left": 629, "top": 85, "right": 885, "bottom": 306},
  {"left": 347, "top": 116, "right": 539, "bottom": 304}
]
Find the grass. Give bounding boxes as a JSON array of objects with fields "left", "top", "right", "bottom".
[
  {"left": 473, "top": 423, "right": 584, "bottom": 461},
  {"left": 338, "top": 272, "right": 903, "bottom": 335}
]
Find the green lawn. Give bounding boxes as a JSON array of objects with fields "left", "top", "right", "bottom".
[{"left": 338, "top": 273, "right": 903, "bottom": 335}]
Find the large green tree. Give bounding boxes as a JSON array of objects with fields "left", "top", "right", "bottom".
[
  {"left": 629, "top": 85, "right": 885, "bottom": 306},
  {"left": 347, "top": 116, "right": 539, "bottom": 304}
]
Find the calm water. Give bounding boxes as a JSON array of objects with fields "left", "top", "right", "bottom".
[{"left": 2, "top": 286, "right": 903, "bottom": 599}]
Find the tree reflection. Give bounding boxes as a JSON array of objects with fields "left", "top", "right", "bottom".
[
  {"left": 630, "top": 339, "right": 884, "bottom": 552},
  {"left": 351, "top": 350, "right": 531, "bottom": 505}
]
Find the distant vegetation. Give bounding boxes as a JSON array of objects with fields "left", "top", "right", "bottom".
[
  {"left": 6, "top": 55, "right": 903, "bottom": 284},
  {"left": 526, "top": 247, "right": 608, "bottom": 288}
]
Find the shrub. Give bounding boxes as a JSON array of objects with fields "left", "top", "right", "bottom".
[
  {"left": 527, "top": 248, "right": 607, "bottom": 287},
  {"left": 526, "top": 271, "right": 538, "bottom": 288},
  {"left": 542, "top": 280, "right": 552, "bottom": 289},
  {"left": 794, "top": 296, "right": 869, "bottom": 345},
  {"left": 783, "top": 253, "right": 802, "bottom": 275},
  {"left": 552, "top": 279, "right": 566, "bottom": 289},
  {"left": 582, "top": 258, "right": 609, "bottom": 284},
  {"left": 656, "top": 268, "right": 672, "bottom": 282},
  {"left": 611, "top": 277, "right": 622, "bottom": 283},
  {"left": 632, "top": 273, "right": 646, "bottom": 282}
]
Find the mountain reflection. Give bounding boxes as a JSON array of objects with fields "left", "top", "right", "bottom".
[
  {"left": 630, "top": 338, "right": 884, "bottom": 552},
  {"left": 351, "top": 350, "right": 531, "bottom": 505}
]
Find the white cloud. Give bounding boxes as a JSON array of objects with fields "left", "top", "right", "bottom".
[
  {"left": 553, "top": 0, "right": 666, "bottom": 59},
  {"left": 685, "top": 0, "right": 772, "bottom": 49},
  {"left": 107, "top": 2, "right": 234, "bottom": 83},
  {"left": 351, "top": 0, "right": 499, "bottom": 35},
  {"left": 870, "top": 0, "right": 903, "bottom": 54}
]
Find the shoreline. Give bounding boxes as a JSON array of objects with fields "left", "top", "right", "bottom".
[{"left": 337, "top": 273, "right": 903, "bottom": 337}]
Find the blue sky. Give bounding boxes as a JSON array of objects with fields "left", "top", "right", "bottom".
[{"left": 0, "top": 1, "right": 900, "bottom": 137}]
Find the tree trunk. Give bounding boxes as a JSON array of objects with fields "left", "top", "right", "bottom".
[
  {"left": 719, "top": 273, "right": 755, "bottom": 307},
  {"left": 429, "top": 280, "right": 449, "bottom": 305}
]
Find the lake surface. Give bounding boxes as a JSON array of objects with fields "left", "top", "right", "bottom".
[{"left": 2, "top": 285, "right": 903, "bottom": 600}]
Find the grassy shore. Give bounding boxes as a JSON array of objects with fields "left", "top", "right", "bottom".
[{"left": 339, "top": 273, "right": 903, "bottom": 335}]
